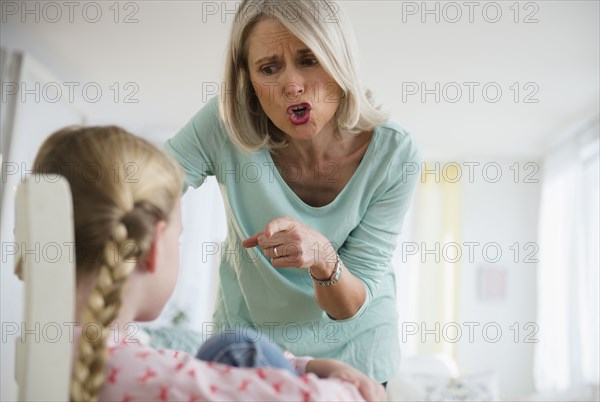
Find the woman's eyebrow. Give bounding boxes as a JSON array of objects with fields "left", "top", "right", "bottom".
[
  {"left": 254, "top": 55, "right": 278, "bottom": 66},
  {"left": 253, "top": 48, "right": 313, "bottom": 66}
]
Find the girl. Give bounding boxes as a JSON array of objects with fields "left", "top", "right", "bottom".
[{"left": 32, "top": 126, "right": 386, "bottom": 402}]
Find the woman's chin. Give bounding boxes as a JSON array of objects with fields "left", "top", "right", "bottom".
[{"left": 283, "top": 121, "right": 320, "bottom": 139}]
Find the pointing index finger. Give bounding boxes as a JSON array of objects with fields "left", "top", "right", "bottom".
[{"left": 242, "top": 231, "right": 262, "bottom": 248}]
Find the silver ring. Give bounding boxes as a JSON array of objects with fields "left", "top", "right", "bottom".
[{"left": 274, "top": 247, "right": 279, "bottom": 258}]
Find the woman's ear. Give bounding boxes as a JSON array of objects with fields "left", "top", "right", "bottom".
[{"left": 139, "top": 220, "right": 168, "bottom": 274}]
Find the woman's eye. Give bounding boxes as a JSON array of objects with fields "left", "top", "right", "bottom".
[
  {"left": 260, "top": 65, "right": 277, "bottom": 75},
  {"left": 303, "top": 58, "right": 319, "bottom": 66}
]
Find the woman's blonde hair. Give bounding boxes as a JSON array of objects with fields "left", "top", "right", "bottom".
[
  {"left": 220, "top": 0, "right": 389, "bottom": 152},
  {"left": 32, "top": 126, "right": 183, "bottom": 402}
]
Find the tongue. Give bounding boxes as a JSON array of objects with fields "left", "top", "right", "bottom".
[{"left": 289, "top": 109, "right": 310, "bottom": 125}]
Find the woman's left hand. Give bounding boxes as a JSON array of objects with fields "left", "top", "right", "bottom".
[{"left": 241, "top": 216, "right": 337, "bottom": 272}]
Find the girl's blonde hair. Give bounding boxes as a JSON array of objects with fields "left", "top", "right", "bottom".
[
  {"left": 32, "top": 126, "right": 183, "bottom": 402},
  {"left": 220, "top": 0, "right": 389, "bottom": 152}
]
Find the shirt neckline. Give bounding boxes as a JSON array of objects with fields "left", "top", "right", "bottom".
[{"left": 263, "top": 126, "right": 380, "bottom": 211}]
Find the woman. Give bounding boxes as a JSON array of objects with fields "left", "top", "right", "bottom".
[
  {"left": 31, "top": 125, "right": 385, "bottom": 401},
  {"left": 165, "top": 0, "right": 422, "bottom": 384}
]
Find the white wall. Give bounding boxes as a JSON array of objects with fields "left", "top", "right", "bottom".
[{"left": 457, "top": 158, "right": 541, "bottom": 399}]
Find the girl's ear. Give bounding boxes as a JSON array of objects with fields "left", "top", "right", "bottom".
[{"left": 139, "top": 220, "right": 168, "bottom": 274}]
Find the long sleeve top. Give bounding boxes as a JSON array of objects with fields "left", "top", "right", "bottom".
[{"left": 164, "top": 96, "right": 422, "bottom": 382}]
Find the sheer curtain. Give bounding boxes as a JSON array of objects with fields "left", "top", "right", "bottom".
[
  {"left": 535, "top": 117, "right": 599, "bottom": 394},
  {"left": 393, "top": 165, "right": 462, "bottom": 357}
]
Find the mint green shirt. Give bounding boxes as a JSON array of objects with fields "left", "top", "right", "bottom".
[{"left": 165, "top": 96, "right": 422, "bottom": 382}]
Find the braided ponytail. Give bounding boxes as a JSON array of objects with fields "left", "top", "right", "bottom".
[
  {"left": 32, "top": 126, "right": 183, "bottom": 402},
  {"left": 71, "top": 223, "right": 136, "bottom": 401}
]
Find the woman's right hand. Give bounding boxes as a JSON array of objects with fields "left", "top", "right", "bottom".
[{"left": 306, "top": 359, "right": 387, "bottom": 402}]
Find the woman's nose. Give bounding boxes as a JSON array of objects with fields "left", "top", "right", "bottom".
[
  {"left": 285, "top": 82, "right": 304, "bottom": 98},
  {"left": 283, "top": 68, "right": 304, "bottom": 98}
]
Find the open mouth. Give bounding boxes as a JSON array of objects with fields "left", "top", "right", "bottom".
[
  {"left": 287, "top": 103, "right": 312, "bottom": 125},
  {"left": 290, "top": 105, "right": 308, "bottom": 117}
]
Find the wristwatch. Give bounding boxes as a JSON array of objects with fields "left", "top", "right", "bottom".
[{"left": 308, "top": 253, "right": 342, "bottom": 286}]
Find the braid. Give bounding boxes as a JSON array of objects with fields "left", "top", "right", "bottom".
[{"left": 70, "top": 224, "right": 138, "bottom": 402}]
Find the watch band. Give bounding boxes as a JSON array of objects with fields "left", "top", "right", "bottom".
[{"left": 309, "top": 253, "right": 342, "bottom": 286}]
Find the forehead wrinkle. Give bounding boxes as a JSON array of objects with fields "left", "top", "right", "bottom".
[{"left": 248, "top": 21, "right": 308, "bottom": 63}]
